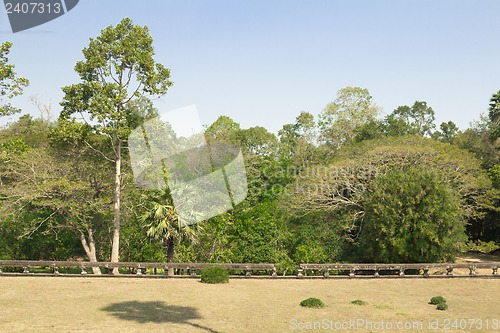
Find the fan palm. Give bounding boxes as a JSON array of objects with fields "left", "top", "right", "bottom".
[{"left": 140, "top": 183, "right": 201, "bottom": 276}]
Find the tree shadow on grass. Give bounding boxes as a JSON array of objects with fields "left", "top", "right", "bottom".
[{"left": 101, "top": 301, "right": 220, "bottom": 333}]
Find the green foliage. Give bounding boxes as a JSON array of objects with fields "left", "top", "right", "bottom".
[
  {"left": 205, "top": 115, "right": 241, "bottom": 143},
  {"left": 391, "top": 101, "right": 436, "bottom": 137},
  {"left": 319, "top": 86, "right": 381, "bottom": 149},
  {"left": 466, "top": 240, "right": 500, "bottom": 254},
  {"left": 351, "top": 300, "right": 368, "bottom": 306},
  {"left": 429, "top": 296, "right": 446, "bottom": 305},
  {"left": 489, "top": 90, "right": 500, "bottom": 141},
  {"left": 228, "top": 200, "right": 290, "bottom": 265},
  {"left": 0, "top": 41, "right": 29, "bottom": 117},
  {"left": 0, "top": 139, "right": 30, "bottom": 155},
  {"left": 300, "top": 298, "right": 325, "bottom": 308},
  {"left": 432, "top": 121, "right": 460, "bottom": 143},
  {"left": 488, "top": 164, "right": 500, "bottom": 189},
  {"left": 359, "top": 168, "right": 465, "bottom": 263},
  {"left": 288, "top": 136, "right": 492, "bottom": 236},
  {"left": 1, "top": 80, "right": 500, "bottom": 265},
  {"left": 288, "top": 214, "right": 344, "bottom": 264},
  {"left": 200, "top": 266, "right": 229, "bottom": 284},
  {"left": 436, "top": 302, "right": 449, "bottom": 311},
  {"left": 60, "top": 18, "right": 172, "bottom": 135}
]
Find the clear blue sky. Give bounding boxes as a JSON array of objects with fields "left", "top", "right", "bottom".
[{"left": 1, "top": 0, "right": 499, "bottom": 133}]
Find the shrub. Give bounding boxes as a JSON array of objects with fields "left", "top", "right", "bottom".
[
  {"left": 200, "top": 266, "right": 229, "bottom": 284},
  {"left": 429, "top": 296, "right": 446, "bottom": 305},
  {"left": 351, "top": 299, "right": 368, "bottom": 306},
  {"left": 300, "top": 298, "right": 325, "bottom": 308},
  {"left": 436, "top": 302, "right": 449, "bottom": 311},
  {"left": 359, "top": 167, "right": 465, "bottom": 263}
]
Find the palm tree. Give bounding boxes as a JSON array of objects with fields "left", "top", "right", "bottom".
[{"left": 139, "top": 184, "right": 201, "bottom": 276}]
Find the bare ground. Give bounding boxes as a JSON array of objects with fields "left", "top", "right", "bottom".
[{"left": 0, "top": 276, "right": 499, "bottom": 333}]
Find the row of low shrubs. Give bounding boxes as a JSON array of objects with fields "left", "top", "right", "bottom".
[
  {"left": 299, "top": 296, "right": 449, "bottom": 311},
  {"left": 200, "top": 267, "right": 451, "bottom": 312}
]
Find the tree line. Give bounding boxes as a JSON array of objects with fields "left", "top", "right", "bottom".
[{"left": 1, "top": 18, "right": 499, "bottom": 273}]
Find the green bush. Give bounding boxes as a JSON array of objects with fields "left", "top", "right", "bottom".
[
  {"left": 359, "top": 167, "right": 466, "bottom": 263},
  {"left": 351, "top": 299, "right": 368, "bottom": 306},
  {"left": 200, "top": 266, "right": 229, "bottom": 284},
  {"left": 300, "top": 298, "right": 325, "bottom": 308},
  {"left": 436, "top": 302, "right": 449, "bottom": 311},
  {"left": 429, "top": 296, "right": 446, "bottom": 305}
]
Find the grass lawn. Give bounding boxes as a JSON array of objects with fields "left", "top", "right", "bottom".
[{"left": 0, "top": 277, "right": 499, "bottom": 332}]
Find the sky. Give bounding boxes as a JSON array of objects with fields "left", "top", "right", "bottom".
[{"left": 1, "top": 0, "right": 500, "bottom": 133}]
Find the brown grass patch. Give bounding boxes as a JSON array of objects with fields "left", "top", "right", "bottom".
[{"left": 0, "top": 277, "right": 498, "bottom": 332}]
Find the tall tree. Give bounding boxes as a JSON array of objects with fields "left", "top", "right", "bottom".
[
  {"left": 279, "top": 111, "right": 318, "bottom": 167},
  {"left": 391, "top": 101, "right": 436, "bottom": 137},
  {"left": 432, "top": 121, "right": 460, "bottom": 143},
  {"left": 488, "top": 90, "right": 500, "bottom": 141},
  {"left": 0, "top": 121, "right": 112, "bottom": 273},
  {"left": 60, "top": 18, "right": 172, "bottom": 272},
  {"left": 0, "top": 42, "right": 29, "bottom": 117},
  {"left": 319, "top": 87, "right": 381, "bottom": 150}
]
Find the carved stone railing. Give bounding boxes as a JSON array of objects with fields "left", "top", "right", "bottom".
[
  {"left": 1, "top": 260, "right": 498, "bottom": 279},
  {"left": 0, "top": 260, "right": 276, "bottom": 277},
  {"left": 298, "top": 262, "right": 500, "bottom": 278}
]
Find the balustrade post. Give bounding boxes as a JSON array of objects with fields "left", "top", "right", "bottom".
[
  {"left": 399, "top": 268, "right": 405, "bottom": 277},
  {"left": 53, "top": 267, "right": 60, "bottom": 275},
  {"left": 23, "top": 266, "right": 29, "bottom": 274},
  {"left": 469, "top": 265, "right": 477, "bottom": 276},
  {"left": 349, "top": 269, "right": 355, "bottom": 277},
  {"left": 446, "top": 266, "right": 454, "bottom": 276},
  {"left": 80, "top": 267, "right": 87, "bottom": 275},
  {"left": 297, "top": 268, "right": 304, "bottom": 278},
  {"left": 272, "top": 267, "right": 277, "bottom": 277},
  {"left": 323, "top": 269, "right": 330, "bottom": 278},
  {"left": 423, "top": 267, "right": 430, "bottom": 277},
  {"left": 492, "top": 267, "right": 498, "bottom": 275}
]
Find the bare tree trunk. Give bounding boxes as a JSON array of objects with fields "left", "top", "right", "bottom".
[
  {"left": 110, "top": 139, "right": 121, "bottom": 274},
  {"left": 166, "top": 236, "right": 175, "bottom": 276},
  {"left": 78, "top": 229, "right": 101, "bottom": 275}
]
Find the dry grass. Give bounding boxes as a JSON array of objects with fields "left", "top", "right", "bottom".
[{"left": 0, "top": 277, "right": 499, "bottom": 332}]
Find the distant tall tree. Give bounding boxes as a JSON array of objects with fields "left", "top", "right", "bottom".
[
  {"left": 204, "top": 115, "right": 241, "bottom": 144},
  {"left": 0, "top": 42, "right": 29, "bottom": 117},
  {"left": 319, "top": 87, "right": 381, "bottom": 149},
  {"left": 488, "top": 90, "right": 500, "bottom": 141},
  {"left": 60, "top": 18, "right": 172, "bottom": 272},
  {"left": 279, "top": 111, "right": 317, "bottom": 164},
  {"left": 432, "top": 121, "right": 460, "bottom": 143},
  {"left": 391, "top": 101, "right": 436, "bottom": 136}
]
